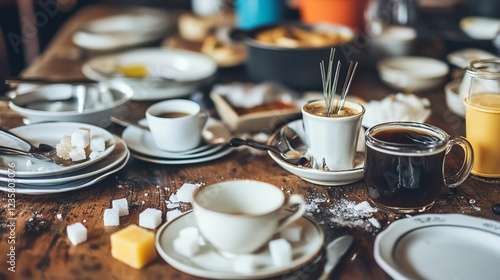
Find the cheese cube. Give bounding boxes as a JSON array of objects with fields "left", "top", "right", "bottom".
[{"left": 110, "top": 225, "right": 157, "bottom": 269}]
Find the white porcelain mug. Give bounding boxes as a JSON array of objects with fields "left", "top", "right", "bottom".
[
  {"left": 145, "top": 99, "right": 207, "bottom": 152},
  {"left": 302, "top": 99, "right": 365, "bottom": 170},
  {"left": 192, "top": 180, "right": 306, "bottom": 255}
]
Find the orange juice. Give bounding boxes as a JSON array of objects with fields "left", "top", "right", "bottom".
[{"left": 464, "top": 93, "right": 500, "bottom": 177}]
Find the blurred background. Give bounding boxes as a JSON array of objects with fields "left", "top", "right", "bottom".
[{"left": 1, "top": 0, "right": 499, "bottom": 95}]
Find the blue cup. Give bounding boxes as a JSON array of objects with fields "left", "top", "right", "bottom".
[{"left": 235, "top": 0, "right": 286, "bottom": 30}]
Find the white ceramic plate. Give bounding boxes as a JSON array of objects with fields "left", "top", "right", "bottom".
[
  {"left": 0, "top": 122, "right": 115, "bottom": 178},
  {"left": 131, "top": 147, "right": 233, "bottom": 165},
  {"left": 82, "top": 48, "right": 217, "bottom": 101},
  {"left": 72, "top": 8, "right": 172, "bottom": 51},
  {"left": 374, "top": 214, "right": 500, "bottom": 280},
  {"left": 459, "top": 16, "right": 500, "bottom": 40},
  {"left": 267, "top": 120, "right": 365, "bottom": 186},
  {"left": 122, "top": 118, "right": 226, "bottom": 159},
  {"left": 0, "top": 152, "right": 129, "bottom": 195},
  {"left": 155, "top": 210, "right": 324, "bottom": 279},
  {"left": 445, "top": 79, "right": 465, "bottom": 117},
  {"left": 377, "top": 56, "right": 449, "bottom": 92},
  {"left": 0, "top": 136, "right": 127, "bottom": 185}
]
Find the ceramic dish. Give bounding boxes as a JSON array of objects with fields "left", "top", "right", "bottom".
[
  {"left": 0, "top": 136, "right": 127, "bottom": 185},
  {"left": 156, "top": 210, "right": 324, "bottom": 279},
  {"left": 377, "top": 56, "right": 449, "bottom": 92},
  {"left": 122, "top": 118, "right": 226, "bottom": 159},
  {"left": 374, "top": 214, "right": 500, "bottom": 280},
  {"left": 72, "top": 8, "right": 172, "bottom": 51},
  {"left": 0, "top": 153, "right": 129, "bottom": 195},
  {"left": 130, "top": 147, "right": 232, "bottom": 165},
  {"left": 267, "top": 119, "right": 365, "bottom": 186},
  {"left": 8, "top": 80, "right": 133, "bottom": 127},
  {"left": 445, "top": 79, "right": 465, "bottom": 117},
  {"left": 459, "top": 16, "right": 500, "bottom": 40},
  {"left": 82, "top": 48, "right": 217, "bottom": 100},
  {"left": 0, "top": 122, "right": 115, "bottom": 178}
]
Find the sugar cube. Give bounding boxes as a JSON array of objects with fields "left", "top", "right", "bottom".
[
  {"left": 233, "top": 255, "right": 258, "bottom": 275},
  {"left": 281, "top": 223, "right": 303, "bottom": 242},
  {"left": 69, "top": 147, "right": 87, "bottom": 161},
  {"left": 112, "top": 198, "right": 129, "bottom": 216},
  {"left": 173, "top": 235, "right": 199, "bottom": 257},
  {"left": 103, "top": 208, "right": 120, "bottom": 226},
  {"left": 56, "top": 135, "right": 72, "bottom": 160},
  {"left": 90, "top": 134, "right": 105, "bottom": 152},
  {"left": 176, "top": 183, "right": 200, "bottom": 203},
  {"left": 67, "top": 222, "right": 87, "bottom": 245},
  {"left": 88, "top": 151, "right": 101, "bottom": 160},
  {"left": 269, "top": 238, "right": 292, "bottom": 267},
  {"left": 139, "top": 208, "right": 162, "bottom": 229},
  {"left": 179, "top": 226, "right": 199, "bottom": 238},
  {"left": 166, "top": 209, "right": 182, "bottom": 222},
  {"left": 71, "top": 128, "right": 90, "bottom": 148},
  {"left": 111, "top": 225, "right": 156, "bottom": 269}
]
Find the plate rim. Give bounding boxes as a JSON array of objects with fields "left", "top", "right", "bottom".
[{"left": 374, "top": 213, "right": 500, "bottom": 280}]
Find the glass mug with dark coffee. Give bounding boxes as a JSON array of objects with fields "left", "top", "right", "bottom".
[{"left": 364, "top": 122, "right": 474, "bottom": 213}]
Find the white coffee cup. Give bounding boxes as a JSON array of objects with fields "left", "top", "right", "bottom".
[
  {"left": 145, "top": 99, "right": 207, "bottom": 152},
  {"left": 302, "top": 99, "right": 365, "bottom": 170},
  {"left": 192, "top": 180, "right": 306, "bottom": 255}
]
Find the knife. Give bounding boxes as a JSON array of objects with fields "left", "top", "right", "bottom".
[{"left": 318, "top": 235, "right": 354, "bottom": 280}]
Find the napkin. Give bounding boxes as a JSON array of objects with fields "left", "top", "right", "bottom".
[{"left": 362, "top": 93, "right": 431, "bottom": 128}]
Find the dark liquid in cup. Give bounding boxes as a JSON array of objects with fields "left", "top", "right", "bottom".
[
  {"left": 156, "top": 111, "right": 190, "bottom": 118},
  {"left": 304, "top": 103, "right": 359, "bottom": 117},
  {"left": 365, "top": 128, "right": 445, "bottom": 211}
]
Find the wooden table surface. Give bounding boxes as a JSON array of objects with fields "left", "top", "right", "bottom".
[{"left": 1, "top": 4, "right": 499, "bottom": 280}]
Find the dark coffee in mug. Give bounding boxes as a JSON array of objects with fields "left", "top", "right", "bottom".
[
  {"left": 155, "top": 111, "right": 190, "bottom": 118},
  {"left": 364, "top": 122, "right": 474, "bottom": 213}
]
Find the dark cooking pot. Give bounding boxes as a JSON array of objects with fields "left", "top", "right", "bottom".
[{"left": 230, "top": 22, "right": 357, "bottom": 91}]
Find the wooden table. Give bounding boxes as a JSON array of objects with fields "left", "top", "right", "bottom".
[{"left": 1, "top": 4, "right": 499, "bottom": 280}]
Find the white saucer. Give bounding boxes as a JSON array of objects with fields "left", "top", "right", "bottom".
[
  {"left": 0, "top": 122, "right": 115, "bottom": 178},
  {"left": 131, "top": 147, "right": 232, "bottom": 165},
  {"left": 267, "top": 119, "right": 364, "bottom": 186},
  {"left": 0, "top": 151, "right": 129, "bottom": 195},
  {"left": 122, "top": 118, "right": 226, "bottom": 159},
  {"left": 155, "top": 210, "right": 324, "bottom": 279},
  {"left": 0, "top": 136, "right": 127, "bottom": 185},
  {"left": 82, "top": 48, "right": 217, "bottom": 101},
  {"left": 374, "top": 214, "right": 500, "bottom": 280}
]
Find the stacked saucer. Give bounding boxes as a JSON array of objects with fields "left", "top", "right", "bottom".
[
  {"left": 0, "top": 122, "right": 129, "bottom": 195},
  {"left": 122, "top": 118, "right": 233, "bottom": 164}
]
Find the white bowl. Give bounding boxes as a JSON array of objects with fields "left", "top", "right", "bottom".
[
  {"left": 377, "top": 56, "right": 449, "bottom": 92},
  {"left": 445, "top": 79, "right": 465, "bottom": 117},
  {"left": 9, "top": 80, "right": 133, "bottom": 127}
]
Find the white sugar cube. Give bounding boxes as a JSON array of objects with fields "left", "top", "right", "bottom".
[
  {"left": 139, "top": 208, "right": 162, "bottom": 229},
  {"left": 69, "top": 147, "right": 87, "bottom": 161},
  {"left": 71, "top": 128, "right": 90, "bottom": 148},
  {"left": 88, "top": 151, "right": 101, "bottom": 160},
  {"left": 112, "top": 198, "right": 129, "bottom": 216},
  {"left": 179, "top": 226, "right": 199, "bottom": 238},
  {"left": 90, "top": 134, "right": 105, "bottom": 152},
  {"left": 269, "top": 238, "right": 292, "bottom": 267},
  {"left": 166, "top": 209, "right": 182, "bottom": 222},
  {"left": 103, "top": 208, "right": 120, "bottom": 226},
  {"left": 173, "top": 235, "right": 199, "bottom": 257},
  {"left": 176, "top": 183, "right": 200, "bottom": 203},
  {"left": 67, "top": 222, "right": 87, "bottom": 245},
  {"left": 233, "top": 255, "right": 258, "bottom": 275},
  {"left": 169, "top": 194, "right": 179, "bottom": 203},
  {"left": 281, "top": 223, "right": 303, "bottom": 242}
]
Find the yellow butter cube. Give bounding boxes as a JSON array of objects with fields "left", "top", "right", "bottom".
[{"left": 110, "top": 225, "right": 157, "bottom": 269}]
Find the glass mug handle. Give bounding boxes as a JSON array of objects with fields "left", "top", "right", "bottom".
[{"left": 443, "top": 136, "right": 474, "bottom": 188}]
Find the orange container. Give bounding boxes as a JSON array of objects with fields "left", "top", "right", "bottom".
[{"left": 298, "top": 0, "right": 368, "bottom": 30}]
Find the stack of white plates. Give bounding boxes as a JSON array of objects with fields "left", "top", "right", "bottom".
[
  {"left": 82, "top": 48, "right": 217, "bottom": 101},
  {"left": 122, "top": 118, "right": 233, "bottom": 164},
  {"left": 0, "top": 122, "right": 129, "bottom": 195}
]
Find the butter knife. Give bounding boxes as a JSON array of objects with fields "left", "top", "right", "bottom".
[{"left": 319, "top": 235, "right": 354, "bottom": 280}]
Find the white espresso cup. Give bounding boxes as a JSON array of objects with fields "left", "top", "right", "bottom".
[
  {"left": 192, "top": 180, "right": 306, "bottom": 255},
  {"left": 145, "top": 99, "right": 207, "bottom": 152},
  {"left": 302, "top": 99, "right": 365, "bottom": 170}
]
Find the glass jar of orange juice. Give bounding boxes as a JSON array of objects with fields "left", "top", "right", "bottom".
[{"left": 463, "top": 58, "right": 500, "bottom": 178}]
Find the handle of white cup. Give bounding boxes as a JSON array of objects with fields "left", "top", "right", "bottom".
[
  {"left": 444, "top": 136, "right": 474, "bottom": 188},
  {"left": 198, "top": 111, "right": 209, "bottom": 130},
  {"left": 276, "top": 194, "right": 306, "bottom": 233}
]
